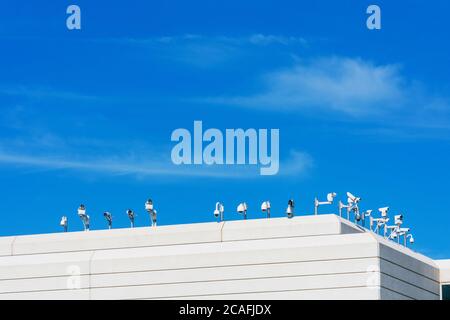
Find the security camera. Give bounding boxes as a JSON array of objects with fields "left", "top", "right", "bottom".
[
  {"left": 127, "top": 209, "right": 135, "bottom": 228},
  {"left": 407, "top": 234, "right": 414, "bottom": 244},
  {"left": 391, "top": 226, "right": 412, "bottom": 245},
  {"left": 237, "top": 202, "right": 248, "bottom": 220},
  {"left": 394, "top": 214, "right": 403, "bottom": 225},
  {"left": 77, "top": 204, "right": 86, "bottom": 217},
  {"left": 214, "top": 202, "right": 224, "bottom": 221},
  {"left": 378, "top": 207, "right": 389, "bottom": 217},
  {"left": 286, "top": 199, "right": 294, "bottom": 219},
  {"left": 60, "top": 216, "right": 68, "bottom": 232},
  {"left": 346, "top": 192, "right": 361, "bottom": 204},
  {"left": 145, "top": 199, "right": 154, "bottom": 212},
  {"left": 385, "top": 224, "right": 398, "bottom": 239},
  {"left": 347, "top": 205, "right": 361, "bottom": 223},
  {"left": 389, "top": 231, "right": 398, "bottom": 240},
  {"left": 60, "top": 216, "right": 67, "bottom": 226},
  {"left": 327, "top": 192, "right": 337, "bottom": 202},
  {"left": 371, "top": 208, "right": 390, "bottom": 234},
  {"left": 261, "top": 201, "right": 271, "bottom": 218},
  {"left": 314, "top": 192, "right": 337, "bottom": 215},
  {"left": 145, "top": 199, "right": 157, "bottom": 227},
  {"left": 77, "top": 204, "right": 90, "bottom": 231},
  {"left": 364, "top": 210, "right": 373, "bottom": 217},
  {"left": 103, "top": 212, "right": 112, "bottom": 229}
]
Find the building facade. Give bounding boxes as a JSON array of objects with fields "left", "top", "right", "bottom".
[{"left": 0, "top": 214, "right": 448, "bottom": 300}]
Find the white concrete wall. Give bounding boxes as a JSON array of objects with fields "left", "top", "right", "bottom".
[
  {"left": 0, "top": 214, "right": 442, "bottom": 300},
  {"left": 377, "top": 239, "right": 440, "bottom": 300}
]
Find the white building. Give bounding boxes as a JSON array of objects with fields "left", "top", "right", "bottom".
[{"left": 0, "top": 214, "right": 449, "bottom": 300}]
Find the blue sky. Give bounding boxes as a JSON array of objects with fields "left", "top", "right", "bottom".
[{"left": 0, "top": 1, "right": 449, "bottom": 258}]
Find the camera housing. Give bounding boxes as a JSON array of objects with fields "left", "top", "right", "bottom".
[
  {"left": 286, "top": 199, "right": 295, "bottom": 219},
  {"left": 237, "top": 202, "right": 248, "bottom": 219},
  {"left": 214, "top": 202, "right": 224, "bottom": 221},
  {"left": 394, "top": 214, "right": 403, "bottom": 225},
  {"left": 378, "top": 207, "right": 389, "bottom": 217}
]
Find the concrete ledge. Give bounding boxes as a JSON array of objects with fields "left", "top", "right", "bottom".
[
  {"left": 2, "top": 215, "right": 364, "bottom": 256},
  {"left": 435, "top": 259, "right": 450, "bottom": 283},
  {"left": 11, "top": 222, "right": 224, "bottom": 255},
  {"left": 222, "top": 214, "right": 361, "bottom": 242}
]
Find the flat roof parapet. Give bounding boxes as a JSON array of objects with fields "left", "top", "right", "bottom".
[{"left": 0, "top": 214, "right": 361, "bottom": 256}]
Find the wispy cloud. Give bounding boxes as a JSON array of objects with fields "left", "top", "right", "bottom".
[
  {"left": 199, "top": 56, "right": 450, "bottom": 131},
  {"left": 115, "top": 34, "right": 307, "bottom": 47},
  {"left": 279, "top": 150, "right": 314, "bottom": 177},
  {"left": 99, "top": 34, "right": 307, "bottom": 67},
  {"left": 0, "top": 148, "right": 313, "bottom": 179},
  {"left": 0, "top": 103, "right": 314, "bottom": 179},
  {"left": 202, "top": 57, "right": 405, "bottom": 117},
  {"left": 247, "top": 34, "right": 307, "bottom": 46}
]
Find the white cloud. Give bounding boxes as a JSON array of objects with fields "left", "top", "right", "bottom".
[
  {"left": 248, "top": 34, "right": 307, "bottom": 46},
  {"left": 204, "top": 57, "right": 406, "bottom": 117},
  {"left": 0, "top": 148, "right": 313, "bottom": 179},
  {"left": 279, "top": 150, "right": 314, "bottom": 177},
  {"left": 101, "top": 34, "right": 307, "bottom": 67},
  {"left": 129, "top": 34, "right": 307, "bottom": 47}
]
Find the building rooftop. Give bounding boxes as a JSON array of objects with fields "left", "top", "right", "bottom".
[{"left": 0, "top": 214, "right": 445, "bottom": 300}]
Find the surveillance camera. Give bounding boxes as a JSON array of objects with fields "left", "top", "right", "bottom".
[
  {"left": 237, "top": 202, "right": 247, "bottom": 219},
  {"left": 364, "top": 210, "right": 373, "bottom": 217},
  {"left": 408, "top": 235, "right": 415, "bottom": 244},
  {"left": 237, "top": 202, "right": 247, "bottom": 213},
  {"left": 394, "top": 214, "right": 403, "bottom": 225},
  {"left": 378, "top": 207, "right": 389, "bottom": 217},
  {"left": 145, "top": 199, "right": 154, "bottom": 212},
  {"left": 126, "top": 209, "right": 136, "bottom": 228},
  {"left": 286, "top": 199, "right": 294, "bottom": 218},
  {"left": 399, "top": 227, "right": 410, "bottom": 233},
  {"left": 77, "top": 204, "right": 86, "bottom": 216},
  {"left": 104, "top": 211, "right": 112, "bottom": 222},
  {"left": 103, "top": 212, "right": 113, "bottom": 229},
  {"left": 261, "top": 201, "right": 271, "bottom": 218},
  {"left": 346, "top": 192, "right": 361, "bottom": 203},
  {"left": 326, "top": 192, "right": 337, "bottom": 202},
  {"left": 60, "top": 216, "right": 67, "bottom": 226},
  {"left": 261, "top": 201, "right": 270, "bottom": 212},
  {"left": 315, "top": 192, "right": 337, "bottom": 215},
  {"left": 214, "top": 202, "right": 224, "bottom": 220}
]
